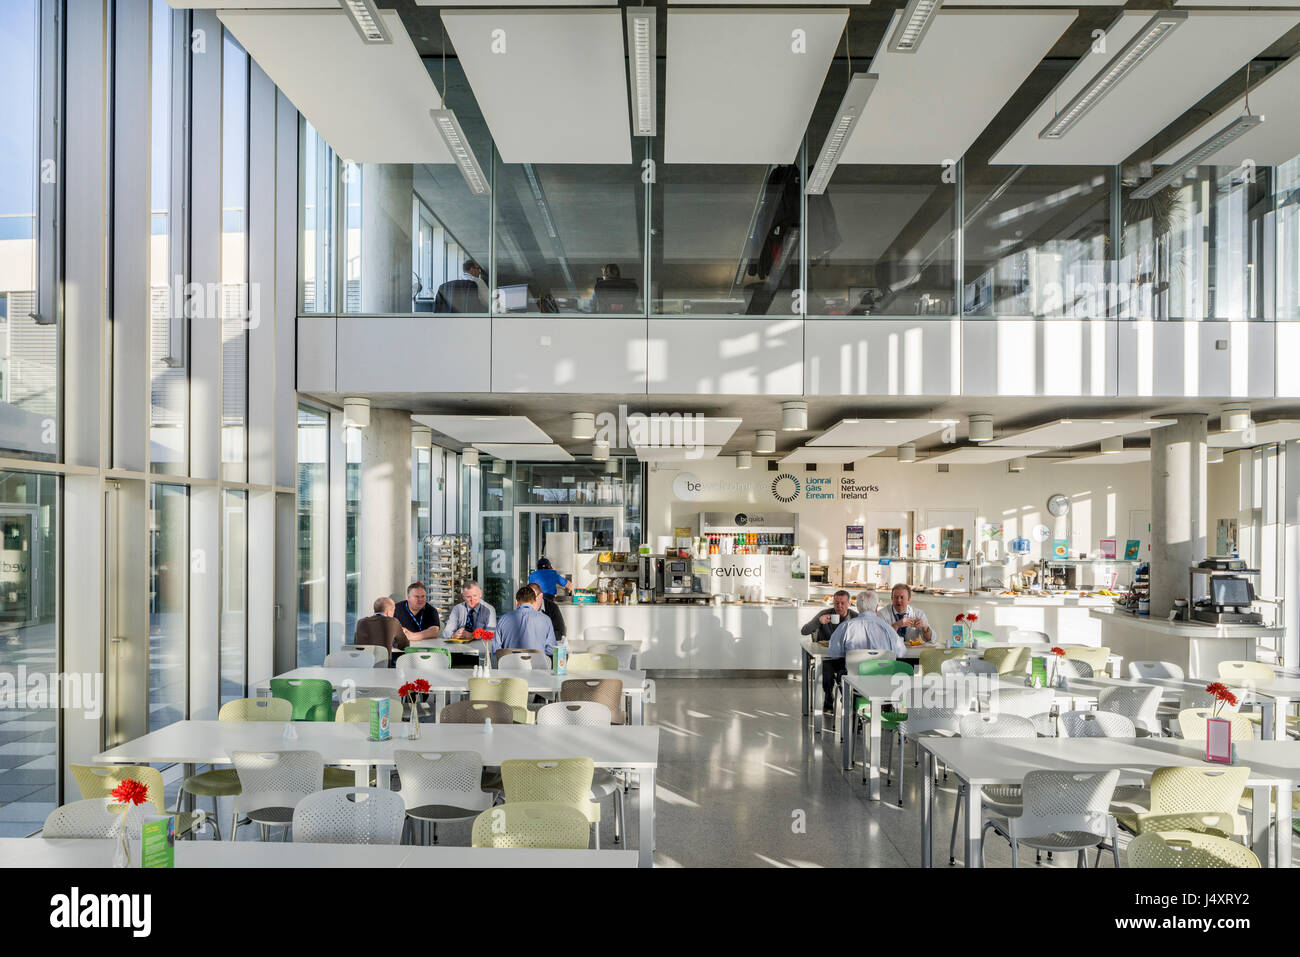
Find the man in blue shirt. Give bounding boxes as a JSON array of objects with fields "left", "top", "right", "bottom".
[
  {"left": 491, "top": 585, "right": 557, "bottom": 661},
  {"left": 527, "top": 557, "right": 571, "bottom": 597},
  {"left": 442, "top": 581, "right": 497, "bottom": 639},
  {"left": 394, "top": 582, "right": 440, "bottom": 641}
]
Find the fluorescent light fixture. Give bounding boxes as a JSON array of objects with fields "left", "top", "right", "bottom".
[
  {"left": 736, "top": 451, "right": 753, "bottom": 470},
  {"left": 1038, "top": 11, "right": 1186, "bottom": 140},
  {"left": 1131, "top": 114, "right": 1264, "bottom": 200},
  {"left": 807, "top": 73, "right": 876, "bottom": 195},
  {"left": 887, "top": 0, "right": 942, "bottom": 54},
  {"left": 462, "top": 448, "right": 480, "bottom": 467},
  {"left": 897, "top": 443, "right": 916, "bottom": 464},
  {"left": 343, "top": 397, "right": 370, "bottom": 429},
  {"left": 755, "top": 430, "right": 777, "bottom": 455},
  {"left": 430, "top": 108, "right": 490, "bottom": 196},
  {"left": 339, "top": 0, "right": 390, "bottom": 44},
  {"left": 626, "top": 7, "right": 657, "bottom": 137},
  {"left": 781, "top": 402, "right": 808, "bottom": 432},
  {"left": 572, "top": 412, "right": 596, "bottom": 440}
]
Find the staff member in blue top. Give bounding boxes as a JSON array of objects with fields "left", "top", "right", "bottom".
[
  {"left": 394, "top": 581, "right": 440, "bottom": 641},
  {"left": 527, "top": 557, "right": 571, "bottom": 597},
  {"left": 491, "top": 585, "right": 557, "bottom": 661}
]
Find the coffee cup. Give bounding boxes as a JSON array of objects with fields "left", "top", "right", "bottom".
[{"left": 830, "top": 614, "right": 841, "bottom": 624}]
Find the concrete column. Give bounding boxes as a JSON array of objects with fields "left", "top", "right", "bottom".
[
  {"left": 1150, "top": 413, "right": 1208, "bottom": 616},
  {"left": 359, "top": 408, "right": 412, "bottom": 606},
  {"left": 360, "top": 164, "right": 413, "bottom": 314}
]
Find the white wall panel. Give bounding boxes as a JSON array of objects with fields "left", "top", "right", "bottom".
[
  {"left": 333, "top": 317, "right": 490, "bottom": 393},
  {"left": 1118, "top": 321, "right": 1275, "bottom": 398},
  {"left": 804, "top": 318, "right": 959, "bottom": 396},
  {"left": 647, "top": 318, "right": 802, "bottom": 395},
  {"left": 961, "top": 320, "right": 1117, "bottom": 397},
  {"left": 1277, "top": 323, "right": 1300, "bottom": 397},
  {"left": 491, "top": 317, "right": 647, "bottom": 394},
  {"left": 296, "top": 317, "right": 337, "bottom": 392}
]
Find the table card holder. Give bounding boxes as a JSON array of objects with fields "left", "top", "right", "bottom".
[
  {"left": 950, "top": 624, "right": 964, "bottom": 648},
  {"left": 1030, "top": 656, "right": 1048, "bottom": 688},
  {"left": 141, "top": 815, "right": 175, "bottom": 868},
  {"left": 1205, "top": 717, "right": 1233, "bottom": 764},
  {"left": 370, "top": 697, "right": 391, "bottom": 742}
]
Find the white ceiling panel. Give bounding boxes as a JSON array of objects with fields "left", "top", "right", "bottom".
[
  {"left": 635, "top": 446, "right": 723, "bottom": 462},
  {"left": 216, "top": 9, "right": 451, "bottom": 164},
  {"left": 413, "top": 414, "right": 550, "bottom": 443},
  {"left": 169, "top": 1, "right": 331, "bottom": 7},
  {"left": 1209, "top": 420, "right": 1300, "bottom": 449},
  {"left": 840, "top": 10, "right": 1073, "bottom": 165},
  {"left": 810, "top": 418, "right": 945, "bottom": 447},
  {"left": 1057, "top": 449, "right": 1152, "bottom": 465},
  {"left": 924, "top": 446, "right": 1050, "bottom": 465},
  {"left": 1154, "top": 55, "right": 1300, "bottom": 167},
  {"left": 992, "top": 11, "right": 1300, "bottom": 166},
  {"left": 665, "top": 8, "right": 848, "bottom": 164},
  {"left": 442, "top": 9, "right": 631, "bottom": 164},
  {"left": 946, "top": 0, "right": 1112, "bottom": 4},
  {"left": 627, "top": 416, "right": 742, "bottom": 448},
  {"left": 780, "top": 446, "right": 884, "bottom": 464},
  {"left": 475, "top": 443, "right": 574, "bottom": 461},
  {"left": 986, "top": 417, "right": 1174, "bottom": 449}
]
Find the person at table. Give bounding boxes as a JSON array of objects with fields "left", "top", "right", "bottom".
[
  {"left": 527, "top": 557, "right": 571, "bottom": 597},
  {"left": 800, "top": 589, "right": 856, "bottom": 645},
  {"left": 491, "top": 585, "right": 557, "bottom": 661},
  {"left": 878, "top": 583, "right": 932, "bottom": 644},
  {"left": 394, "top": 581, "right": 440, "bottom": 642},
  {"left": 353, "top": 596, "right": 408, "bottom": 666},
  {"left": 821, "top": 612, "right": 907, "bottom": 713},
  {"left": 442, "top": 581, "right": 497, "bottom": 641},
  {"left": 855, "top": 590, "right": 879, "bottom": 616},
  {"left": 529, "top": 582, "right": 566, "bottom": 642}
]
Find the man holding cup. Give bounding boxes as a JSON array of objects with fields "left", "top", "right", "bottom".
[{"left": 801, "top": 590, "right": 856, "bottom": 713}]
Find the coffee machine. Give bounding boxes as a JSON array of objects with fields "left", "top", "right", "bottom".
[{"left": 653, "top": 556, "right": 708, "bottom": 603}]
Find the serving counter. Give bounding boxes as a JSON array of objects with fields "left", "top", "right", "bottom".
[
  {"left": 1088, "top": 607, "right": 1282, "bottom": 677},
  {"left": 908, "top": 592, "right": 1113, "bottom": 646}
]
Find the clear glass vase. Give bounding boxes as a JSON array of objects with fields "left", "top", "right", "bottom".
[
  {"left": 406, "top": 698, "right": 420, "bottom": 739},
  {"left": 113, "top": 804, "right": 139, "bottom": 868}
]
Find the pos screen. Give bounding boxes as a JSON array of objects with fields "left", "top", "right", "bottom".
[{"left": 1211, "top": 577, "right": 1253, "bottom": 607}]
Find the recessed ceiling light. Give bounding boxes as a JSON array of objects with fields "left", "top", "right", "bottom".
[
  {"left": 626, "top": 7, "right": 657, "bottom": 137},
  {"left": 338, "top": 0, "right": 390, "bottom": 44},
  {"left": 431, "top": 108, "right": 490, "bottom": 196},
  {"left": 806, "top": 74, "right": 876, "bottom": 195}
]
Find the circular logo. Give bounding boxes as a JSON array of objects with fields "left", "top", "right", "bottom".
[
  {"left": 672, "top": 472, "right": 702, "bottom": 501},
  {"left": 734, "top": 513, "right": 749, "bottom": 527},
  {"left": 771, "top": 473, "right": 800, "bottom": 503}
]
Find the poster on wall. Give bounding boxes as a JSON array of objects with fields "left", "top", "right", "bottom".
[
  {"left": 1099, "top": 538, "right": 1117, "bottom": 559},
  {"left": 1124, "top": 539, "right": 1140, "bottom": 560},
  {"left": 845, "top": 525, "right": 864, "bottom": 553},
  {"left": 1052, "top": 539, "right": 1069, "bottom": 559},
  {"left": 1215, "top": 519, "right": 1239, "bottom": 556},
  {"left": 981, "top": 522, "right": 1003, "bottom": 540}
]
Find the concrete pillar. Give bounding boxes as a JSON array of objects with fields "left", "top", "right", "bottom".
[
  {"left": 360, "top": 164, "right": 413, "bottom": 314},
  {"left": 1150, "top": 413, "right": 1208, "bottom": 616},
  {"left": 359, "top": 409, "right": 413, "bottom": 606}
]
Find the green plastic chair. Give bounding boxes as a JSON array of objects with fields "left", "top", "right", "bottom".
[
  {"left": 269, "top": 678, "right": 334, "bottom": 721},
  {"left": 852, "top": 660, "right": 914, "bottom": 776},
  {"left": 969, "top": 629, "right": 995, "bottom": 647}
]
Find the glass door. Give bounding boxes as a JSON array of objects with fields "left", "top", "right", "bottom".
[{"left": 513, "top": 507, "right": 623, "bottom": 593}]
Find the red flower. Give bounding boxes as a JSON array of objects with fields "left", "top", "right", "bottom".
[
  {"left": 397, "top": 682, "right": 415, "bottom": 698},
  {"left": 1205, "top": 682, "right": 1238, "bottom": 707},
  {"left": 967, "top": 612, "right": 978, "bottom": 623},
  {"left": 955, "top": 614, "right": 967, "bottom": 623},
  {"left": 472, "top": 628, "right": 493, "bottom": 641},
  {"left": 412, "top": 678, "right": 431, "bottom": 694},
  {"left": 1050, "top": 647, "right": 1066, "bottom": 657},
  {"left": 111, "top": 779, "right": 150, "bottom": 807}
]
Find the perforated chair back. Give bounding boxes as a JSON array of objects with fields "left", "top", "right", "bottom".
[
  {"left": 468, "top": 676, "right": 532, "bottom": 724},
  {"left": 471, "top": 802, "right": 591, "bottom": 849},
  {"left": 1177, "top": 708, "right": 1257, "bottom": 741},
  {"left": 495, "top": 647, "right": 544, "bottom": 664},
  {"left": 858, "top": 659, "right": 914, "bottom": 677},
  {"left": 324, "top": 649, "right": 376, "bottom": 669},
  {"left": 582, "top": 625, "right": 626, "bottom": 643},
  {"left": 567, "top": 652, "right": 618, "bottom": 671},
  {"left": 497, "top": 652, "right": 546, "bottom": 671},
  {"left": 230, "top": 749, "right": 325, "bottom": 819},
  {"left": 585, "top": 642, "right": 638, "bottom": 669},
  {"left": 1057, "top": 658, "right": 1094, "bottom": 678},
  {"left": 1128, "top": 660, "right": 1185, "bottom": 681},
  {"left": 397, "top": 653, "right": 451, "bottom": 682},
  {"left": 42, "top": 798, "right": 122, "bottom": 839},
  {"left": 536, "top": 701, "right": 613, "bottom": 726},
  {"left": 501, "top": 757, "right": 598, "bottom": 823},
  {"left": 958, "top": 713, "right": 1036, "bottom": 739},
  {"left": 990, "top": 686, "right": 1054, "bottom": 719},
  {"left": 343, "top": 643, "right": 389, "bottom": 666},
  {"left": 1059, "top": 645, "right": 1111, "bottom": 673},
  {"left": 1217, "top": 660, "right": 1273, "bottom": 683},
  {"left": 335, "top": 697, "right": 404, "bottom": 723},
  {"left": 847, "top": 649, "right": 896, "bottom": 672},
  {"left": 394, "top": 750, "right": 492, "bottom": 816},
  {"left": 1128, "top": 830, "right": 1260, "bottom": 868},
  {"left": 269, "top": 678, "right": 334, "bottom": 721},
  {"left": 941, "top": 657, "right": 997, "bottom": 676},
  {"left": 918, "top": 647, "right": 968, "bottom": 675},
  {"left": 71, "top": 764, "right": 170, "bottom": 814},
  {"left": 560, "top": 678, "right": 625, "bottom": 725},
  {"left": 439, "top": 700, "right": 513, "bottom": 724},
  {"left": 219, "top": 697, "right": 292, "bottom": 722},
  {"left": 1011, "top": 769, "right": 1120, "bottom": 842},
  {"left": 1096, "top": 685, "right": 1162, "bottom": 734},
  {"left": 1060, "top": 710, "right": 1136, "bottom": 738},
  {"left": 291, "top": 787, "right": 405, "bottom": 844},
  {"left": 982, "top": 646, "right": 1029, "bottom": 676},
  {"left": 1007, "top": 630, "right": 1050, "bottom": 644},
  {"left": 1142, "top": 765, "right": 1251, "bottom": 837}
]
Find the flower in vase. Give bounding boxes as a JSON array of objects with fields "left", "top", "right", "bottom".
[{"left": 111, "top": 779, "right": 150, "bottom": 807}]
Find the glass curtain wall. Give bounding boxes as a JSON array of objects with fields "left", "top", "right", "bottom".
[
  {"left": 1278, "top": 156, "right": 1300, "bottom": 321},
  {"left": 300, "top": 121, "right": 336, "bottom": 314},
  {"left": 220, "top": 488, "right": 247, "bottom": 706},
  {"left": 296, "top": 405, "right": 329, "bottom": 666},
  {"left": 148, "top": 484, "right": 188, "bottom": 732},
  {"left": 344, "top": 425, "right": 361, "bottom": 639},
  {"left": 220, "top": 31, "right": 249, "bottom": 480}
]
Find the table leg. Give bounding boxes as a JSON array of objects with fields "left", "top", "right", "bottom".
[
  {"left": 813, "top": 657, "right": 823, "bottom": 737},
  {"left": 354, "top": 765, "right": 369, "bottom": 788},
  {"left": 182, "top": 763, "right": 195, "bottom": 813},
  {"left": 868, "top": 704, "right": 882, "bottom": 802},
  {"left": 1261, "top": 699, "right": 1277, "bottom": 741},
  {"left": 801, "top": 649, "right": 810, "bottom": 717},
  {"left": 638, "top": 768, "right": 655, "bottom": 868},
  {"left": 1249, "top": 784, "right": 1271, "bottom": 866},
  {"left": 841, "top": 674, "right": 853, "bottom": 771},
  {"left": 921, "top": 748, "right": 933, "bottom": 868},
  {"left": 964, "top": 784, "right": 983, "bottom": 868},
  {"left": 1274, "top": 696, "right": 1289, "bottom": 742}
]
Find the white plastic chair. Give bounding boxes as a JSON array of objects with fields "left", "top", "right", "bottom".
[
  {"left": 1007, "top": 630, "right": 1050, "bottom": 644},
  {"left": 497, "top": 652, "right": 547, "bottom": 672},
  {"left": 42, "top": 798, "right": 122, "bottom": 839},
  {"left": 983, "top": 769, "right": 1121, "bottom": 868},
  {"left": 1057, "top": 658, "right": 1094, "bottom": 678},
  {"left": 397, "top": 653, "right": 451, "bottom": 680},
  {"left": 326, "top": 648, "right": 378, "bottom": 668},
  {"left": 532, "top": 701, "right": 625, "bottom": 843},
  {"left": 941, "top": 657, "right": 997, "bottom": 676},
  {"left": 585, "top": 642, "right": 639, "bottom": 670},
  {"left": 394, "top": 750, "right": 494, "bottom": 845},
  {"left": 1098, "top": 685, "right": 1162, "bottom": 736},
  {"left": 890, "top": 690, "right": 970, "bottom": 805},
  {"left": 989, "top": 686, "right": 1054, "bottom": 719},
  {"left": 1128, "top": 660, "right": 1184, "bottom": 681},
  {"left": 343, "top": 643, "right": 389, "bottom": 666},
  {"left": 847, "top": 648, "right": 897, "bottom": 670},
  {"left": 1060, "top": 710, "right": 1136, "bottom": 738},
  {"left": 582, "top": 625, "right": 626, "bottom": 643},
  {"left": 947, "top": 713, "right": 1036, "bottom": 864},
  {"left": 291, "top": 787, "right": 405, "bottom": 845},
  {"left": 230, "top": 749, "right": 325, "bottom": 841}
]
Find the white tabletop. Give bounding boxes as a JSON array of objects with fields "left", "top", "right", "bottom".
[
  {"left": 94, "top": 720, "right": 661, "bottom": 769},
  {"left": 408, "top": 638, "right": 489, "bottom": 655},
  {"left": 800, "top": 637, "right": 833, "bottom": 658},
  {"left": 0, "top": 838, "right": 637, "bottom": 868},
  {"left": 259, "top": 667, "right": 646, "bottom": 695}
]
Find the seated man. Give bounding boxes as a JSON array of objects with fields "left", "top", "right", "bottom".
[
  {"left": 442, "top": 581, "right": 497, "bottom": 640},
  {"left": 877, "top": 583, "right": 933, "bottom": 644},
  {"left": 394, "top": 581, "right": 440, "bottom": 642},
  {"left": 491, "top": 585, "right": 557, "bottom": 662},
  {"left": 529, "top": 582, "right": 566, "bottom": 643},
  {"left": 800, "top": 590, "right": 856, "bottom": 712},
  {"left": 822, "top": 609, "right": 906, "bottom": 716},
  {"left": 353, "top": 596, "right": 408, "bottom": 667}
]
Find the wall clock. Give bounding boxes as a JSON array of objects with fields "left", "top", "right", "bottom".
[{"left": 1047, "top": 493, "right": 1070, "bottom": 517}]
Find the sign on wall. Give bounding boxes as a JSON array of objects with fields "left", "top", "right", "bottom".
[{"left": 846, "top": 525, "right": 864, "bottom": 552}]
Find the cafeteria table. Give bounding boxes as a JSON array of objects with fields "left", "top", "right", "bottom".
[
  {"left": 917, "top": 736, "right": 1297, "bottom": 869},
  {"left": 94, "top": 721, "right": 661, "bottom": 867},
  {"left": 1, "top": 838, "right": 638, "bottom": 868},
  {"left": 799, "top": 637, "right": 835, "bottom": 736}
]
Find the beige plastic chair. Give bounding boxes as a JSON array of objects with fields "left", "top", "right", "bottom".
[
  {"left": 1218, "top": 660, "right": 1273, "bottom": 683},
  {"left": 324, "top": 649, "right": 376, "bottom": 668},
  {"left": 439, "top": 700, "right": 513, "bottom": 725},
  {"left": 500, "top": 757, "right": 600, "bottom": 846},
  {"left": 1177, "top": 708, "right": 1257, "bottom": 742},
  {"left": 560, "top": 677, "right": 625, "bottom": 725},
  {"left": 584, "top": 642, "right": 639, "bottom": 670},
  {"left": 71, "top": 764, "right": 203, "bottom": 839},
  {"left": 1059, "top": 645, "right": 1111, "bottom": 674},
  {"left": 1127, "top": 830, "right": 1260, "bottom": 868},
  {"left": 468, "top": 676, "right": 533, "bottom": 724},
  {"left": 1111, "top": 765, "right": 1251, "bottom": 838},
  {"left": 982, "top": 646, "right": 1029, "bottom": 676},
  {"left": 567, "top": 652, "right": 618, "bottom": 672},
  {"left": 335, "top": 697, "right": 404, "bottom": 723},
  {"left": 918, "top": 647, "right": 967, "bottom": 676},
  {"left": 42, "top": 798, "right": 123, "bottom": 839},
  {"left": 471, "top": 802, "right": 591, "bottom": 849}
]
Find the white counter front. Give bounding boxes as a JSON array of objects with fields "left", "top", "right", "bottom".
[
  {"left": 1088, "top": 608, "right": 1282, "bottom": 677},
  {"left": 908, "top": 593, "right": 1113, "bottom": 646}
]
